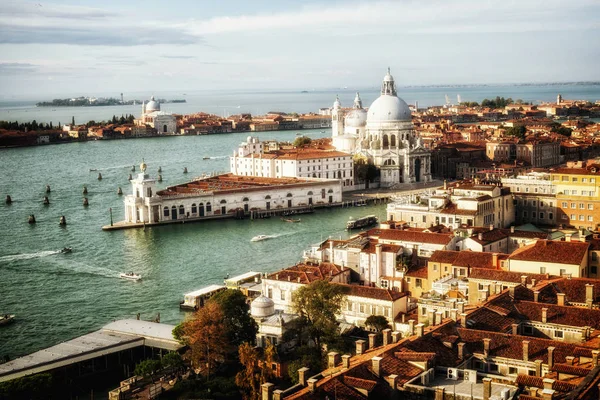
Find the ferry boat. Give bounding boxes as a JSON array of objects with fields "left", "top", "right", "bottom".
[
  {"left": 346, "top": 215, "right": 378, "bottom": 230},
  {"left": 120, "top": 272, "right": 141, "bottom": 281},
  {"left": 251, "top": 235, "right": 271, "bottom": 242},
  {"left": 180, "top": 284, "right": 226, "bottom": 310},
  {"left": 0, "top": 314, "right": 15, "bottom": 326}
]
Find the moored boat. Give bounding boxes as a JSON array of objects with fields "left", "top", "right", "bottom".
[
  {"left": 120, "top": 272, "right": 141, "bottom": 281},
  {"left": 346, "top": 215, "right": 378, "bottom": 230}
]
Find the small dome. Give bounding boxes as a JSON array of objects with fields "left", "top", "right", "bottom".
[
  {"left": 251, "top": 295, "right": 275, "bottom": 317},
  {"left": 345, "top": 108, "right": 367, "bottom": 128},
  {"left": 367, "top": 95, "right": 411, "bottom": 122},
  {"left": 146, "top": 96, "right": 160, "bottom": 112}
]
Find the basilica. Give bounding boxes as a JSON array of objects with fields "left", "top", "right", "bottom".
[
  {"left": 331, "top": 69, "right": 431, "bottom": 187},
  {"left": 135, "top": 96, "right": 177, "bottom": 134}
]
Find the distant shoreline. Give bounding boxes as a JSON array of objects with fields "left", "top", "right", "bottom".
[{"left": 36, "top": 98, "right": 187, "bottom": 107}]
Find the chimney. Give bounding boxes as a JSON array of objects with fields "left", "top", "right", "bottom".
[
  {"left": 482, "top": 378, "right": 492, "bottom": 400},
  {"left": 512, "top": 323, "right": 519, "bottom": 335},
  {"left": 541, "top": 308, "right": 548, "bottom": 323},
  {"left": 428, "top": 310, "right": 436, "bottom": 326},
  {"left": 543, "top": 378, "right": 555, "bottom": 390},
  {"left": 327, "top": 352, "right": 339, "bottom": 369},
  {"left": 557, "top": 293, "right": 566, "bottom": 306},
  {"left": 457, "top": 302, "right": 465, "bottom": 313},
  {"left": 566, "top": 234, "right": 571, "bottom": 242},
  {"left": 523, "top": 340, "right": 530, "bottom": 362},
  {"left": 385, "top": 374, "right": 398, "bottom": 390},
  {"left": 297, "top": 367, "right": 309, "bottom": 386},
  {"left": 478, "top": 232, "right": 483, "bottom": 241},
  {"left": 436, "top": 311, "right": 444, "bottom": 325},
  {"left": 371, "top": 356, "right": 383, "bottom": 378},
  {"left": 450, "top": 309, "right": 458, "bottom": 322},
  {"left": 392, "top": 331, "right": 401, "bottom": 343},
  {"left": 489, "top": 224, "right": 494, "bottom": 231},
  {"left": 535, "top": 359, "right": 543, "bottom": 377},
  {"left": 521, "top": 275, "right": 528, "bottom": 285},
  {"left": 458, "top": 342, "right": 466, "bottom": 360},
  {"left": 368, "top": 333, "right": 377, "bottom": 349},
  {"left": 531, "top": 278, "right": 537, "bottom": 287},
  {"left": 307, "top": 379, "right": 317, "bottom": 393},
  {"left": 566, "top": 356, "right": 575, "bottom": 365},
  {"left": 483, "top": 338, "right": 491, "bottom": 357},
  {"left": 586, "top": 283, "right": 594, "bottom": 303},
  {"left": 547, "top": 347, "right": 555, "bottom": 370},
  {"left": 592, "top": 350, "right": 600, "bottom": 367},
  {"left": 261, "top": 383, "right": 274, "bottom": 400},
  {"left": 460, "top": 313, "right": 468, "bottom": 328},
  {"left": 435, "top": 388, "right": 445, "bottom": 400},
  {"left": 329, "top": 240, "right": 334, "bottom": 262},
  {"left": 408, "top": 320, "right": 415, "bottom": 336},
  {"left": 534, "top": 290, "right": 540, "bottom": 302},
  {"left": 342, "top": 354, "right": 351, "bottom": 369},
  {"left": 511, "top": 225, "right": 515, "bottom": 233},
  {"left": 382, "top": 329, "right": 392, "bottom": 346},
  {"left": 416, "top": 323, "right": 425, "bottom": 337},
  {"left": 356, "top": 340, "right": 366, "bottom": 355},
  {"left": 509, "top": 286, "right": 515, "bottom": 299},
  {"left": 492, "top": 253, "right": 499, "bottom": 268},
  {"left": 273, "top": 390, "right": 283, "bottom": 400},
  {"left": 444, "top": 180, "right": 447, "bottom": 190}
]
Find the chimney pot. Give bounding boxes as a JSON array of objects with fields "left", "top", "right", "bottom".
[
  {"left": 566, "top": 356, "right": 575, "bottom": 365},
  {"left": 521, "top": 275, "right": 527, "bottom": 285},
  {"left": 483, "top": 338, "right": 491, "bottom": 357},
  {"left": 557, "top": 293, "right": 566, "bottom": 306},
  {"left": 586, "top": 283, "right": 594, "bottom": 303},
  {"left": 356, "top": 339, "right": 366, "bottom": 355},
  {"left": 307, "top": 379, "right": 317, "bottom": 393},
  {"left": 416, "top": 323, "right": 425, "bottom": 337},
  {"left": 457, "top": 342, "right": 466, "bottom": 359},
  {"left": 342, "top": 354, "right": 351, "bottom": 369},
  {"left": 408, "top": 319, "right": 415, "bottom": 336},
  {"left": 523, "top": 340, "right": 530, "bottom": 362},
  {"left": 482, "top": 378, "right": 492, "bottom": 400},
  {"left": 297, "top": 367, "right": 310, "bottom": 386},
  {"left": 386, "top": 374, "right": 398, "bottom": 389},
  {"left": 541, "top": 308, "right": 548, "bottom": 323},
  {"left": 511, "top": 225, "right": 515, "bottom": 233},
  {"left": 392, "top": 331, "right": 401, "bottom": 343},
  {"left": 261, "top": 383, "right": 274, "bottom": 400},
  {"left": 327, "top": 352, "right": 340, "bottom": 369},
  {"left": 382, "top": 329, "right": 392, "bottom": 346},
  {"left": 534, "top": 290, "right": 540, "bottom": 302},
  {"left": 368, "top": 333, "right": 377, "bottom": 349},
  {"left": 547, "top": 347, "right": 555, "bottom": 369},
  {"left": 512, "top": 323, "right": 519, "bottom": 335},
  {"left": 371, "top": 356, "right": 383, "bottom": 378},
  {"left": 543, "top": 378, "right": 555, "bottom": 390},
  {"left": 489, "top": 224, "right": 494, "bottom": 231}
]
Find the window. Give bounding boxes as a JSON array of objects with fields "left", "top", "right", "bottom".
[
  {"left": 416, "top": 279, "right": 422, "bottom": 288},
  {"left": 589, "top": 204, "right": 594, "bottom": 210},
  {"left": 421, "top": 307, "right": 427, "bottom": 316},
  {"left": 540, "top": 267, "right": 546, "bottom": 274},
  {"left": 565, "top": 190, "right": 570, "bottom": 195},
  {"left": 540, "top": 213, "right": 544, "bottom": 219},
  {"left": 573, "top": 190, "right": 578, "bottom": 195},
  {"left": 280, "top": 290, "right": 286, "bottom": 301},
  {"left": 589, "top": 216, "right": 594, "bottom": 221},
  {"left": 593, "top": 253, "right": 598, "bottom": 261},
  {"left": 554, "top": 330, "right": 564, "bottom": 339},
  {"left": 592, "top": 178, "right": 596, "bottom": 183},
  {"left": 592, "top": 266, "right": 598, "bottom": 275},
  {"left": 528, "top": 370, "right": 536, "bottom": 376},
  {"left": 489, "top": 364, "right": 499, "bottom": 373},
  {"left": 562, "top": 202, "right": 568, "bottom": 208},
  {"left": 523, "top": 325, "right": 533, "bottom": 334},
  {"left": 562, "top": 176, "right": 568, "bottom": 181},
  {"left": 267, "top": 288, "right": 272, "bottom": 298},
  {"left": 571, "top": 214, "right": 576, "bottom": 220},
  {"left": 474, "top": 361, "right": 484, "bottom": 371},
  {"left": 347, "top": 302, "right": 352, "bottom": 311},
  {"left": 580, "top": 215, "right": 585, "bottom": 221},
  {"left": 573, "top": 177, "right": 578, "bottom": 182},
  {"left": 583, "top": 178, "right": 588, "bottom": 182},
  {"left": 549, "top": 213, "right": 553, "bottom": 220},
  {"left": 422, "top": 215, "right": 426, "bottom": 223},
  {"left": 532, "top": 212, "right": 536, "bottom": 218},
  {"left": 509, "top": 367, "right": 518, "bottom": 375},
  {"left": 560, "top": 269, "right": 566, "bottom": 276},
  {"left": 359, "top": 304, "right": 365, "bottom": 313},
  {"left": 580, "top": 203, "right": 585, "bottom": 209},
  {"left": 571, "top": 203, "right": 576, "bottom": 209}
]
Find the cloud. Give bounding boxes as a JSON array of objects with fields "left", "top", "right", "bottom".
[
  {"left": 0, "top": 62, "right": 38, "bottom": 74},
  {"left": 187, "top": 0, "right": 600, "bottom": 36},
  {"left": 0, "top": 1, "right": 202, "bottom": 46},
  {"left": 161, "top": 55, "right": 197, "bottom": 59}
]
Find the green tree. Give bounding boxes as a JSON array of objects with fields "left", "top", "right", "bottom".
[
  {"left": 287, "top": 346, "right": 324, "bottom": 384},
  {"left": 162, "top": 352, "right": 184, "bottom": 372},
  {"left": 505, "top": 124, "right": 527, "bottom": 139},
  {"left": 293, "top": 136, "right": 312, "bottom": 147},
  {"left": 365, "top": 315, "right": 391, "bottom": 332},
  {"left": 71, "top": 116, "right": 75, "bottom": 126},
  {"left": 0, "top": 373, "right": 53, "bottom": 399},
  {"left": 210, "top": 289, "right": 258, "bottom": 347},
  {"left": 292, "top": 280, "right": 348, "bottom": 348},
  {"left": 134, "top": 359, "right": 163, "bottom": 378}
]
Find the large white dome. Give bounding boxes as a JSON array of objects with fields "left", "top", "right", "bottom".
[
  {"left": 251, "top": 295, "right": 275, "bottom": 317},
  {"left": 367, "top": 95, "right": 411, "bottom": 122},
  {"left": 345, "top": 108, "right": 367, "bottom": 128},
  {"left": 146, "top": 96, "right": 160, "bottom": 112}
]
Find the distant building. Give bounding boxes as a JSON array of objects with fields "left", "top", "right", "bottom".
[
  {"left": 501, "top": 172, "right": 557, "bottom": 226},
  {"left": 135, "top": 96, "right": 176, "bottom": 134}
]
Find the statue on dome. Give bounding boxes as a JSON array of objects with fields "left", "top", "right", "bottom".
[{"left": 140, "top": 159, "right": 147, "bottom": 173}]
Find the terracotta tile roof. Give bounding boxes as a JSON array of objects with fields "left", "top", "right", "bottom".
[
  {"left": 392, "top": 352, "right": 436, "bottom": 362},
  {"left": 515, "top": 374, "right": 577, "bottom": 392},
  {"left": 552, "top": 363, "right": 591, "bottom": 377},
  {"left": 373, "top": 229, "right": 453, "bottom": 246},
  {"left": 429, "top": 250, "right": 460, "bottom": 264},
  {"left": 439, "top": 203, "right": 478, "bottom": 216},
  {"left": 343, "top": 376, "right": 377, "bottom": 391},
  {"left": 405, "top": 265, "right": 428, "bottom": 278},
  {"left": 545, "top": 278, "right": 600, "bottom": 304},
  {"left": 292, "top": 377, "right": 367, "bottom": 400},
  {"left": 466, "top": 306, "right": 518, "bottom": 333},
  {"left": 469, "top": 229, "right": 508, "bottom": 245},
  {"left": 266, "top": 262, "right": 345, "bottom": 284},
  {"left": 453, "top": 251, "right": 507, "bottom": 268},
  {"left": 508, "top": 240, "right": 589, "bottom": 266},
  {"left": 338, "top": 283, "right": 407, "bottom": 301},
  {"left": 513, "top": 301, "right": 600, "bottom": 330},
  {"left": 468, "top": 268, "right": 550, "bottom": 284}
]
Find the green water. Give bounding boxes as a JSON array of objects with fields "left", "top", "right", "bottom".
[{"left": 0, "top": 129, "right": 385, "bottom": 359}]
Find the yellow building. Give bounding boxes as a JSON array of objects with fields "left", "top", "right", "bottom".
[{"left": 551, "top": 163, "right": 600, "bottom": 230}]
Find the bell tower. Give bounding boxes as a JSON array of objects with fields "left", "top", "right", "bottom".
[
  {"left": 381, "top": 67, "right": 397, "bottom": 96},
  {"left": 331, "top": 95, "right": 344, "bottom": 137}
]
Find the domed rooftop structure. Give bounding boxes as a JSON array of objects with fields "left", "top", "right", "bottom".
[
  {"left": 367, "top": 68, "right": 411, "bottom": 122},
  {"left": 145, "top": 96, "right": 160, "bottom": 112},
  {"left": 250, "top": 295, "right": 275, "bottom": 318},
  {"left": 345, "top": 108, "right": 367, "bottom": 128}
]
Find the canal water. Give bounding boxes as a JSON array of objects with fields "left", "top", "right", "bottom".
[{"left": 0, "top": 129, "right": 386, "bottom": 359}]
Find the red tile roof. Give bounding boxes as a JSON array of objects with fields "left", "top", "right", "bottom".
[
  {"left": 339, "top": 284, "right": 407, "bottom": 301},
  {"left": 372, "top": 229, "right": 453, "bottom": 246},
  {"left": 429, "top": 250, "right": 460, "bottom": 264},
  {"left": 468, "top": 268, "right": 550, "bottom": 284},
  {"left": 453, "top": 251, "right": 507, "bottom": 269},
  {"left": 515, "top": 374, "right": 577, "bottom": 393},
  {"left": 508, "top": 240, "right": 589, "bottom": 266},
  {"left": 552, "top": 363, "right": 591, "bottom": 377},
  {"left": 266, "top": 262, "right": 345, "bottom": 284}
]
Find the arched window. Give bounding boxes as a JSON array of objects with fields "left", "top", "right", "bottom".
[
  {"left": 191, "top": 203, "right": 197, "bottom": 214},
  {"left": 163, "top": 124, "right": 167, "bottom": 133},
  {"left": 206, "top": 202, "right": 212, "bottom": 212},
  {"left": 307, "top": 191, "right": 313, "bottom": 196},
  {"left": 328, "top": 189, "right": 334, "bottom": 193},
  {"left": 286, "top": 193, "right": 293, "bottom": 198},
  {"left": 163, "top": 206, "right": 169, "bottom": 217},
  {"left": 220, "top": 199, "right": 227, "bottom": 204},
  {"left": 390, "top": 135, "right": 396, "bottom": 147},
  {"left": 382, "top": 134, "right": 389, "bottom": 148},
  {"left": 179, "top": 205, "right": 185, "bottom": 215},
  {"left": 242, "top": 197, "right": 249, "bottom": 202},
  {"left": 265, "top": 195, "right": 271, "bottom": 200},
  {"left": 384, "top": 159, "right": 396, "bottom": 166},
  {"left": 337, "top": 171, "right": 342, "bottom": 179}
]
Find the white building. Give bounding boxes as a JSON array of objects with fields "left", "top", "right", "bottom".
[
  {"left": 230, "top": 136, "right": 356, "bottom": 190},
  {"left": 123, "top": 162, "right": 343, "bottom": 225},
  {"left": 135, "top": 96, "right": 177, "bottom": 134},
  {"left": 331, "top": 69, "right": 432, "bottom": 188}
]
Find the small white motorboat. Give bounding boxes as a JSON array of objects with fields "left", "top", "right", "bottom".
[
  {"left": 120, "top": 272, "right": 142, "bottom": 281},
  {"left": 0, "top": 314, "right": 15, "bottom": 326},
  {"left": 251, "top": 235, "right": 271, "bottom": 242}
]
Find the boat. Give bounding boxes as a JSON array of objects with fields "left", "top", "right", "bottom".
[
  {"left": 120, "top": 272, "right": 142, "bottom": 281},
  {"left": 89, "top": 168, "right": 97, "bottom": 171},
  {"left": 281, "top": 217, "right": 301, "bottom": 223},
  {"left": 251, "top": 235, "right": 271, "bottom": 242},
  {"left": 346, "top": 215, "right": 378, "bottom": 230},
  {"left": 0, "top": 314, "right": 15, "bottom": 326},
  {"left": 203, "top": 156, "right": 211, "bottom": 160},
  {"left": 61, "top": 247, "right": 72, "bottom": 254}
]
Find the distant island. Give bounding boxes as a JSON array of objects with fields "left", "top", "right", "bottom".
[{"left": 36, "top": 97, "right": 186, "bottom": 107}]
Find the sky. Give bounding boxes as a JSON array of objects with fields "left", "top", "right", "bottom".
[{"left": 0, "top": 0, "right": 599, "bottom": 98}]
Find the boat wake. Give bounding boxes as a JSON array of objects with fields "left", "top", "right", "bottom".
[
  {"left": 203, "top": 156, "right": 228, "bottom": 160},
  {"left": 51, "top": 261, "right": 120, "bottom": 279},
  {"left": 0, "top": 250, "right": 61, "bottom": 263}
]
